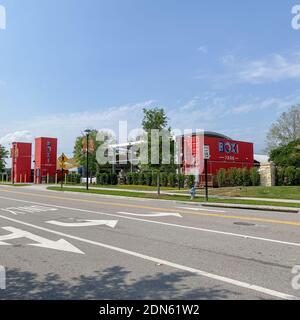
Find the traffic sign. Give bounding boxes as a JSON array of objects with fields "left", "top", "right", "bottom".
[
  {"left": 203, "top": 145, "right": 210, "bottom": 160},
  {"left": 58, "top": 153, "right": 69, "bottom": 164}
]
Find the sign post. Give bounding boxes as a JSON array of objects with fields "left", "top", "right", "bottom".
[
  {"left": 203, "top": 145, "right": 210, "bottom": 202},
  {"left": 58, "top": 153, "right": 68, "bottom": 189}
]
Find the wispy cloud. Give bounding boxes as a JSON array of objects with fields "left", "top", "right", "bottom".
[
  {"left": 0, "top": 101, "right": 155, "bottom": 156},
  {"left": 197, "top": 46, "right": 207, "bottom": 54},
  {"left": 196, "top": 51, "right": 300, "bottom": 86}
]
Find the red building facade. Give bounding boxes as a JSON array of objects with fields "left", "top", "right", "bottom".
[
  {"left": 11, "top": 142, "right": 32, "bottom": 183},
  {"left": 179, "top": 132, "right": 254, "bottom": 186},
  {"left": 34, "top": 137, "right": 57, "bottom": 184}
]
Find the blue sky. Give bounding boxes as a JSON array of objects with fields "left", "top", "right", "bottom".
[{"left": 0, "top": 0, "right": 300, "bottom": 155}]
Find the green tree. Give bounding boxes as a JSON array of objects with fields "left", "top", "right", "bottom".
[
  {"left": 73, "top": 130, "right": 112, "bottom": 176},
  {"left": 141, "top": 107, "right": 176, "bottom": 194},
  {"left": 269, "top": 139, "right": 300, "bottom": 167},
  {"left": 266, "top": 105, "right": 300, "bottom": 152},
  {"left": 0, "top": 145, "right": 8, "bottom": 173}
]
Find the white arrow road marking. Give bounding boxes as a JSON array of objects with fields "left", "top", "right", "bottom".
[
  {"left": 176, "top": 207, "right": 226, "bottom": 213},
  {"left": 1, "top": 206, "right": 58, "bottom": 215},
  {"left": 117, "top": 212, "right": 182, "bottom": 218},
  {"left": 0, "top": 214, "right": 297, "bottom": 300},
  {"left": 46, "top": 220, "right": 118, "bottom": 228},
  {"left": 0, "top": 227, "right": 84, "bottom": 254}
]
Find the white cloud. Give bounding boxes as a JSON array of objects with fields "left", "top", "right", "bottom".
[
  {"left": 221, "top": 52, "right": 300, "bottom": 84},
  {"left": 197, "top": 46, "right": 207, "bottom": 54},
  {"left": 196, "top": 51, "right": 300, "bottom": 86},
  {"left": 0, "top": 130, "right": 33, "bottom": 147},
  {"left": 0, "top": 101, "right": 155, "bottom": 157}
]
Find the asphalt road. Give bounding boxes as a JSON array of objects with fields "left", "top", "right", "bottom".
[{"left": 0, "top": 185, "right": 300, "bottom": 300}]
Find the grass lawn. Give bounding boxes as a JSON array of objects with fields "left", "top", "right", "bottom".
[
  {"left": 47, "top": 187, "right": 300, "bottom": 209},
  {"left": 196, "top": 186, "right": 300, "bottom": 200},
  {"left": 69, "top": 184, "right": 188, "bottom": 192}
]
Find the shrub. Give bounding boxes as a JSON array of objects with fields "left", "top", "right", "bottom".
[
  {"left": 217, "top": 169, "right": 226, "bottom": 187},
  {"left": 285, "top": 166, "right": 296, "bottom": 185},
  {"left": 178, "top": 174, "right": 185, "bottom": 189},
  {"left": 250, "top": 167, "right": 260, "bottom": 186},
  {"left": 132, "top": 173, "right": 139, "bottom": 185},
  {"left": 110, "top": 173, "right": 118, "bottom": 185},
  {"left": 144, "top": 172, "right": 152, "bottom": 186},
  {"left": 168, "top": 173, "right": 176, "bottom": 188},
  {"left": 138, "top": 173, "right": 146, "bottom": 185},
  {"left": 161, "top": 173, "right": 169, "bottom": 187},
  {"left": 227, "top": 168, "right": 240, "bottom": 186},
  {"left": 241, "top": 168, "right": 251, "bottom": 186},
  {"left": 126, "top": 173, "right": 134, "bottom": 185},
  {"left": 152, "top": 172, "right": 158, "bottom": 186},
  {"left": 295, "top": 168, "right": 300, "bottom": 185},
  {"left": 187, "top": 175, "right": 195, "bottom": 188},
  {"left": 276, "top": 167, "right": 285, "bottom": 186},
  {"left": 102, "top": 173, "right": 109, "bottom": 185}
]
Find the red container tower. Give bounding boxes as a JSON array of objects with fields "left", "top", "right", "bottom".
[
  {"left": 11, "top": 142, "right": 32, "bottom": 183},
  {"left": 34, "top": 137, "right": 57, "bottom": 184}
]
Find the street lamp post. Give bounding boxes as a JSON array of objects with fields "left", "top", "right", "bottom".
[{"left": 84, "top": 129, "right": 91, "bottom": 191}]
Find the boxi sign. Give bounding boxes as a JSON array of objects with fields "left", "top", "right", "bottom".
[
  {"left": 218, "top": 141, "right": 239, "bottom": 154},
  {"left": 0, "top": 4, "right": 6, "bottom": 30}
]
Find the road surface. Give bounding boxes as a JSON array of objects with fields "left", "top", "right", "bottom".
[{"left": 0, "top": 185, "right": 299, "bottom": 300}]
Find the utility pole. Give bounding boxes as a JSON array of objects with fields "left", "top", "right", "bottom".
[
  {"left": 203, "top": 145, "right": 210, "bottom": 202},
  {"left": 84, "top": 129, "right": 91, "bottom": 191}
]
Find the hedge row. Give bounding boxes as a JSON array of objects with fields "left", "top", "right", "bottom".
[
  {"left": 96, "top": 173, "right": 118, "bottom": 185},
  {"left": 125, "top": 172, "right": 195, "bottom": 188},
  {"left": 217, "top": 167, "right": 260, "bottom": 187},
  {"left": 276, "top": 166, "right": 300, "bottom": 186}
]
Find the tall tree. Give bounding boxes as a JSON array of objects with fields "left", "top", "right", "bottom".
[
  {"left": 74, "top": 130, "right": 106, "bottom": 175},
  {"left": 0, "top": 145, "right": 8, "bottom": 173},
  {"left": 266, "top": 105, "right": 300, "bottom": 152},
  {"left": 269, "top": 139, "right": 300, "bottom": 167},
  {"left": 141, "top": 108, "right": 176, "bottom": 193}
]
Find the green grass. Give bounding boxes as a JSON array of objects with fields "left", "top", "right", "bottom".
[
  {"left": 47, "top": 187, "right": 300, "bottom": 209},
  {"left": 74, "top": 184, "right": 188, "bottom": 192},
  {"left": 196, "top": 186, "right": 300, "bottom": 200}
]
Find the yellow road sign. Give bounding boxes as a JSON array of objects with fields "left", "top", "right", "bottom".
[{"left": 58, "top": 153, "right": 69, "bottom": 164}]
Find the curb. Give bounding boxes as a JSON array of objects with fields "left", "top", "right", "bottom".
[{"left": 200, "top": 203, "right": 299, "bottom": 214}]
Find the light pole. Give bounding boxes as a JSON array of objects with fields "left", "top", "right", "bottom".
[{"left": 84, "top": 129, "right": 92, "bottom": 191}]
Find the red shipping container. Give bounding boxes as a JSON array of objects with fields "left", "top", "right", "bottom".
[{"left": 34, "top": 137, "right": 57, "bottom": 184}]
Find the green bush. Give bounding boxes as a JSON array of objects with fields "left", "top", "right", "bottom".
[
  {"left": 168, "top": 173, "right": 176, "bottom": 188},
  {"left": 110, "top": 173, "right": 118, "bottom": 185},
  {"left": 217, "top": 169, "right": 226, "bottom": 187},
  {"left": 144, "top": 172, "right": 152, "bottom": 186},
  {"left": 250, "top": 167, "right": 260, "bottom": 186},
  {"left": 161, "top": 172, "right": 169, "bottom": 187},
  {"left": 138, "top": 173, "right": 146, "bottom": 185},
  {"left": 285, "top": 166, "right": 296, "bottom": 185},
  {"left": 296, "top": 168, "right": 300, "bottom": 185},
  {"left": 132, "top": 173, "right": 139, "bottom": 185},
  {"left": 241, "top": 168, "right": 251, "bottom": 186},
  {"left": 276, "top": 167, "right": 285, "bottom": 186},
  {"left": 178, "top": 174, "right": 185, "bottom": 188},
  {"left": 152, "top": 172, "right": 158, "bottom": 186},
  {"left": 187, "top": 175, "right": 195, "bottom": 188},
  {"left": 126, "top": 173, "right": 134, "bottom": 185}
]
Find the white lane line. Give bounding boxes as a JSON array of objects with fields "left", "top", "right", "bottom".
[
  {"left": 177, "top": 207, "right": 226, "bottom": 213},
  {"left": 0, "top": 213, "right": 296, "bottom": 300},
  {"left": 0, "top": 195, "right": 300, "bottom": 248},
  {"left": 118, "top": 212, "right": 182, "bottom": 218}
]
